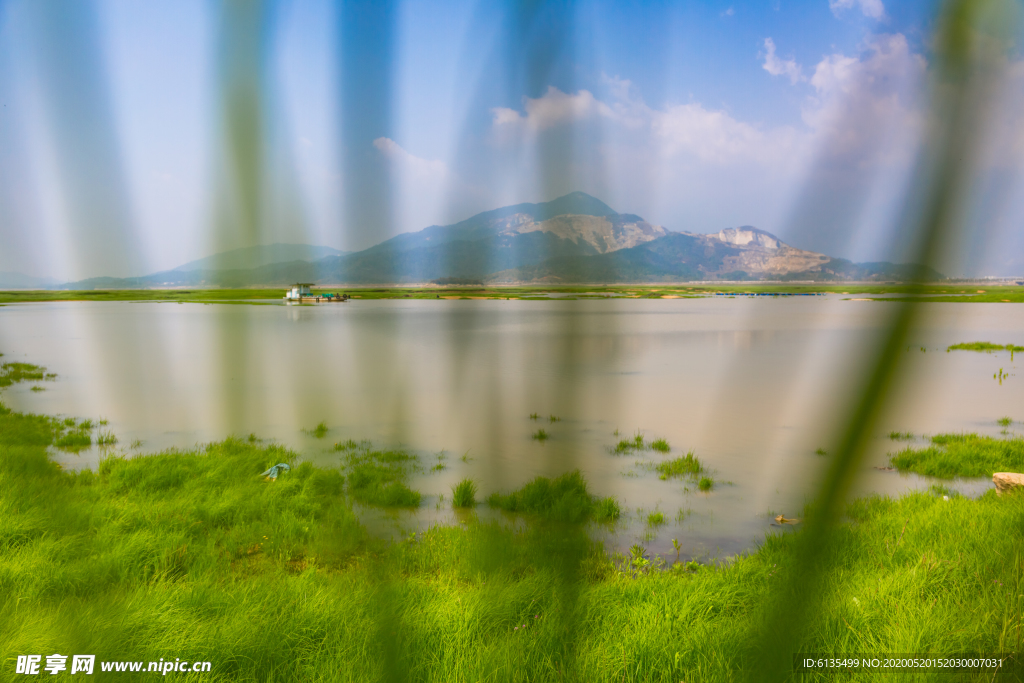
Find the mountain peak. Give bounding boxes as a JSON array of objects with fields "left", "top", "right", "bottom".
[{"left": 535, "top": 191, "right": 617, "bottom": 218}]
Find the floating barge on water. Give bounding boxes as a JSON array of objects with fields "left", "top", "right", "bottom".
[{"left": 284, "top": 283, "right": 349, "bottom": 303}]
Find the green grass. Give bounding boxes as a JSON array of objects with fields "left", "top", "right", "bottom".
[
  {"left": 890, "top": 433, "right": 1024, "bottom": 478},
  {"left": 698, "top": 477, "right": 714, "bottom": 491},
  {"left": 655, "top": 451, "right": 704, "bottom": 480},
  {"left": 0, "top": 361, "right": 49, "bottom": 387},
  {"left": 342, "top": 444, "right": 421, "bottom": 507},
  {"left": 1, "top": 394, "right": 1023, "bottom": 680},
  {"left": 96, "top": 429, "right": 118, "bottom": 446},
  {"left": 814, "top": 447, "right": 828, "bottom": 456},
  {"left": 531, "top": 429, "right": 549, "bottom": 441},
  {"left": 452, "top": 478, "right": 477, "bottom": 509},
  {"left": 548, "top": 415, "right": 561, "bottom": 423},
  {"left": 486, "top": 470, "right": 621, "bottom": 524},
  {"left": 998, "top": 417, "right": 1013, "bottom": 427},
  {"left": 646, "top": 512, "right": 666, "bottom": 527},
  {"left": 650, "top": 438, "right": 670, "bottom": 453},
  {"left": 307, "top": 421, "right": 329, "bottom": 438},
  {"left": 888, "top": 431, "right": 914, "bottom": 441},
  {"left": 614, "top": 431, "right": 648, "bottom": 454},
  {"left": 947, "top": 341, "right": 1010, "bottom": 352}
]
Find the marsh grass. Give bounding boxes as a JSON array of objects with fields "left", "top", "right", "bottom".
[
  {"left": 698, "top": 477, "right": 714, "bottom": 491},
  {"left": 487, "top": 470, "right": 620, "bottom": 524},
  {"left": 647, "top": 511, "right": 666, "bottom": 527},
  {"left": 452, "top": 478, "right": 477, "bottom": 508},
  {"left": 890, "top": 433, "right": 1024, "bottom": 478},
  {"left": 96, "top": 429, "right": 118, "bottom": 446},
  {"left": 333, "top": 439, "right": 359, "bottom": 451},
  {"left": 30, "top": 385, "right": 45, "bottom": 392},
  {"left": 613, "top": 430, "right": 649, "bottom": 454},
  {"left": 307, "top": 421, "right": 329, "bottom": 438},
  {"left": 655, "top": 451, "right": 704, "bottom": 480},
  {"left": 2, "top": 398, "right": 1023, "bottom": 680},
  {"left": 531, "top": 429, "right": 549, "bottom": 441},
  {"left": 650, "top": 438, "right": 670, "bottom": 453},
  {"left": 814, "top": 447, "right": 828, "bottom": 456},
  {"left": 342, "top": 445, "right": 421, "bottom": 507},
  {"left": 947, "top": 341, "right": 1012, "bottom": 352},
  {"left": 0, "top": 361, "right": 47, "bottom": 387},
  {"left": 888, "top": 431, "right": 914, "bottom": 441},
  {"left": 998, "top": 417, "right": 1013, "bottom": 427},
  {"left": 548, "top": 415, "right": 561, "bottom": 423}
]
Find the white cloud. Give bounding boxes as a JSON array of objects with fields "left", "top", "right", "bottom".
[
  {"left": 829, "top": 0, "right": 885, "bottom": 20},
  {"left": 373, "top": 136, "right": 448, "bottom": 181},
  {"left": 721, "top": 7, "right": 735, "bottom": 17},
  {"left": 491, "top": 86, "right": 614, "bottom": 131},
  {"left": 762, "top": 38, "right": 804, "bottom": 84}
]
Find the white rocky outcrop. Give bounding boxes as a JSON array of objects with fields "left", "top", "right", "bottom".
[{"left": 717, "top": 226, "right": 782, "bottom": 250}]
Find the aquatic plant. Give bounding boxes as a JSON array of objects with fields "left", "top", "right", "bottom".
[
  {"left": 531, "top": 429, "right": 549, "bottom": 441},
  {"left": 814, "top": 447, "right": 828, "bottom": 456},
  {"left": 55, "top": 430, "right": 91, "bottom": 450},
  {"left": 997, "top": 417, "right": 1012, "bottom": 427},
  {"left": 698, "top": 477, "right": 714, "bottom": 492},
  {"left": 333, "top": 439, "right": 359, "bottom": 451},
  {"left": 655, "top": 451, "right": 703, "bottom": 479},
  {"left": 0, "top": 361, "right": 47, "bottom": 387},
  {"left": 594, "top": 496, "right": 621, "bottom": 522},
  {"left": 529, "top": 413, "right": 539, "bottom": 420},
  {"left": 887, "top": 431, "right": 913, "bottom": 441},
  {"left": 548, "top": 415, "right": 561, "bottom": 423},
  {"left": 452, "top": 478, "right": 477, "bottom": 508},
  {"left": 310, "top": 421, "right": 329, "bottom": 438},
  {"left": 650, "top": 438, "right": 670, "bottom": 453},
  {"left": 671, "top": 538, "right": 681, "bottom": 562},
  {"left": 96, "top": 430, "right": 118, "bottom": 446},
  {"left": 344, "top": 447, "right": 421, "bottom": 508},
  {"left": 947, "top": 341, "right": 1006, "bottom": 352},
  {"left": 30, "top": 386, "right": 45, "bottom": 392},
  {"left": 487, "top": 470, "right": 615, "bottom": 524},
  {"left": 647, "top": 512, "right": 665, "bottom": 527}
]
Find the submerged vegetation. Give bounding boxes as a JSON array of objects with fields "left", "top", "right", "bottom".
[
  {"left": 486, "top": 470, "right": 621, "bottom": 523},
  {"left": 531, "top": 428, "right": 549, "bottom": 441},
  {"left": 452, "top": 478, "right": 477, "bottom": 508},
  {"left": 654, "top": 451, "right": 704, "bottom": 480},
  {"left": 341, "top": 444, "right": 421, "bottom": 507},
  {"left": 890, "top": 433, "right": 1024, "bottom": 479}
]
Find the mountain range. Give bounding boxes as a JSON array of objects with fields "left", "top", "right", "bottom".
[{"left": 44, "top": 192, "right": 939, "bottom": 288}]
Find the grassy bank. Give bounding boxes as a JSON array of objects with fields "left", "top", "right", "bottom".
[
  {"left": 891, "top": 433, "right": 1024, "bottom": 479},
  {"left": 2, "top": 372, "right": 1022, "bottom": 680},
  {"left": 3, "top": 283, "right": 1021, "bottom": 304}
]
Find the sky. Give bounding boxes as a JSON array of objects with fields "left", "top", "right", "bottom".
[{"left": 0, "top": 0, "right": 1022, "bottom": 281}]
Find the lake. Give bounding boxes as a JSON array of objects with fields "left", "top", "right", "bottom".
[{"left": 1, "top": 297, "right": 1021, "bottom": 560}]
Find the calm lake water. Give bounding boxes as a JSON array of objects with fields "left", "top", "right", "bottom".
[{"left": 1, "top": 297, "right": 1021, "bottom": 560}]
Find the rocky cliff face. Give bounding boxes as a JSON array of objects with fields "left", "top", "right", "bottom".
[{"left": 494, "top": 213, "right": 667, "bottom": 254}]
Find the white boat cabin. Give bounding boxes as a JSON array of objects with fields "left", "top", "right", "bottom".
[{"left": 286, "top": 283, "right": 314, "bottom": 301}]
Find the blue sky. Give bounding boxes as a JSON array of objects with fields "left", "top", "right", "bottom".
[{"left": 1, "top": 0, "right": 1022, "bottom": 280}]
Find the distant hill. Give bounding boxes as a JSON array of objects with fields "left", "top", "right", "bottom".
[
  {"left": 58, "top": 193, "right": 943, "bottom": 288},
  {"left": 172, "top": 243, "right": 344, "bottom": 272}
]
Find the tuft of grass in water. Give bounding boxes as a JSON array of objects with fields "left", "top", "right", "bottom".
[
  {"left": 594, "top": 497, "right": 621, "bottom": 522},
  {"left": 30, "top": 385, "right": 45, "bottom": 392},
  {"left": 548, "top": 415, "right": 561, "bottom": 423},
  {"left": 613, "top": 430, "right": 651, "bottom": 454},
  {"left": 890, "top": 433, "right": 1024, "bottom": 478},
  {"left": 814, "top": 447, "right": 828, "bottom": 456},
  {"left": 650, "top": 438, "right": 670, "bottom": 453},
  {"left": 130, "top": 439, "right": 143, "bottom": 449},
  {"left": 655, "top": 451, "right": 704, "bottom": 480},
  {"left": 0, "top": 361, "right": 47, "bottom": 387},
  {"left": 647, "top": 512, "right": 666, "bottom": 527},
  {"left": 887, "top": 431, "right": 914, "bottom": 441},
  {"left": 531, "top": 429, "right": 549, "bottom": 441},
  {"left": 96, "top": 430, "right": 118, "bottom": 446},
  {"left": 452, "top": 478, "right": 477, "bottom": 508},
  {"left": 308, "top": 421, "right": 329, "bottom": 438},
  {"left": 342, "top": 445, "right": 421, "bottom": 507},
  {"left": 529, "top": 413, "right": 539, "bottom": 420},
  {"left": 997, "top": 416, "right": 1013, "bottom": 427},
  {"left": 55, "top": 429, "right": 92, "bottom": 451},
  {"left": 698, "top": 477, "right": 714, "bottom": 491},
  {"left": 333, "top": 439, "right": 359, "bottom": 451},
  {"left": 947, "top": 341, "right": 1006, "bottom": 352},
  {"left": 487, "top": 470, "right": 618, "bottom": 524}
]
